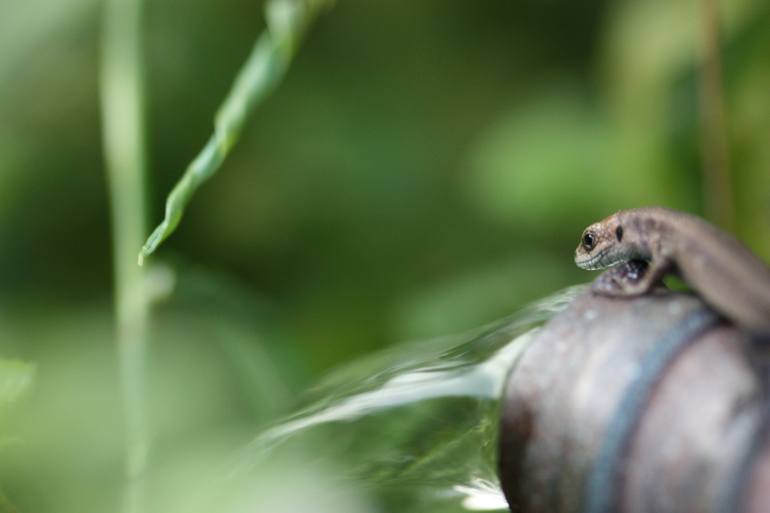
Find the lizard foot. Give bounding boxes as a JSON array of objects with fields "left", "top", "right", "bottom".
[{"left": 591, "top": 260, "right": 653, "bottom": 297}]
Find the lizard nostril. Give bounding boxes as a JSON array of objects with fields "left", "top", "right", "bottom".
[{"left": 582, "top": 232, "right": 596, "bottom": 252}]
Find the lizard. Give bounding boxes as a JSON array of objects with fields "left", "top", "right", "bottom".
[{"left": 574, "top": 206, "right": 770, "bottom": 336}]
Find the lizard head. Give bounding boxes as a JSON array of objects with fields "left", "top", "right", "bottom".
[{"left": 574, "top": 212, "right": 631, "bottom": 270}]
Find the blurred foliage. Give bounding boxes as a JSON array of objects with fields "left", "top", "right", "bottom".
[
  {"left": 1, "top": 0, "right": 770, "bottom": 511},
  {"left": 0, "top": 357, "right": 34, "bottom": 455},
  {"left": 0, "top": 359, "right": 34, "bottom": 411}
]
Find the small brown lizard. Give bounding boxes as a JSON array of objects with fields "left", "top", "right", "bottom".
[{"left": 574, "top": 206, "right": 770, "bottom": 335}]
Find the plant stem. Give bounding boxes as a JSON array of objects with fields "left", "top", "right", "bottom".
[
  {"left": 698, "top": 0, "right": 734, "bottom": 230},
  {"left": 100, "top": 0, "right": 150, "bottom": 511}
]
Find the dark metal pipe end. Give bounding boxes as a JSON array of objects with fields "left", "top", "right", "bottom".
[{"left": 499, "top": 290, "right": 769, "bottom": 513}]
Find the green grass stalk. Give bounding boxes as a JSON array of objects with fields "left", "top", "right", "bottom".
[
  {"left": 698, "top": 0, "right": 734, "bottom": 230},
  {"left": 100, "top": 0, "right": 150, "bottom": 511}
]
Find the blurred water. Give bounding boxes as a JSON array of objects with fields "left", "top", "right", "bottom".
[{"left": 235, "top": 286, "right": 583, "bottom": 512}]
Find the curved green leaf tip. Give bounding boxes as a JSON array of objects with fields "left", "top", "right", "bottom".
[{"left": 138, "top": 0, "right": 330, "bottom": 265}]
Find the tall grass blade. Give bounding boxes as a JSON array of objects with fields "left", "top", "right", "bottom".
[{"left": 139, "top": 0, "right": 329, "bottom": 264}]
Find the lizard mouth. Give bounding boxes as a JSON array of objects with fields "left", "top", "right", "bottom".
[{"left": 575, "top": 247, "right": 613, "bottom": 270}]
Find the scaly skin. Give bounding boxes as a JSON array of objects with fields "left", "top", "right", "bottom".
[{"left": 575, "top": 206, "right": 770, "bottom": 335}]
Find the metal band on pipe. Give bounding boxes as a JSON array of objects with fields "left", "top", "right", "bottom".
[{"left": 585, "top": 308, "right": 720, "bottom": 513}]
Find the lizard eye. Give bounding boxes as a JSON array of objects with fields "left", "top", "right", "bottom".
[
  {"left": 615, "top": 226, "right": 623, "bottom": 242},
  {"left": 582, "top": 231, "right": 596, "bottom": 252}
]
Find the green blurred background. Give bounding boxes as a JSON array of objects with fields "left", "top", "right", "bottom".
[{"left": 1, "top": 0, "right": 769, "bottom": 511}]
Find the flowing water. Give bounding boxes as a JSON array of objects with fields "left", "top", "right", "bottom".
[{"left": 227, "top": 287, "right": 583, "bottom": 513}]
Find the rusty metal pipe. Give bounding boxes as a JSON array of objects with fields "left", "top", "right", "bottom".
[{"left": 499, "top": 289, "right": 770, "bottom": 513}]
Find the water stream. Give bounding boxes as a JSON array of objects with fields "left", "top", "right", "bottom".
[{"left": 226, "top": 286, "right": 583, "bottom": 513}]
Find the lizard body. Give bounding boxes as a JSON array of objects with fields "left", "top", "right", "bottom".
[{"left": 574, "top": 206, "right": 770, "bottom": 335}]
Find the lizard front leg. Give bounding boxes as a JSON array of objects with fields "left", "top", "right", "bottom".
[{"left": 591, "top": 259, "right": 669, "bottom": 297}]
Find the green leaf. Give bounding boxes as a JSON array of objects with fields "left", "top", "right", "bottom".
[
  {"left": 0, "top": 488, "right": 19, "bottom": 513},
  {"left": 139, "top": 0, "right": 330, "bottom": 264},
  {"left": 0, "top": 359, "right": 35, "bottom": 411}
]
